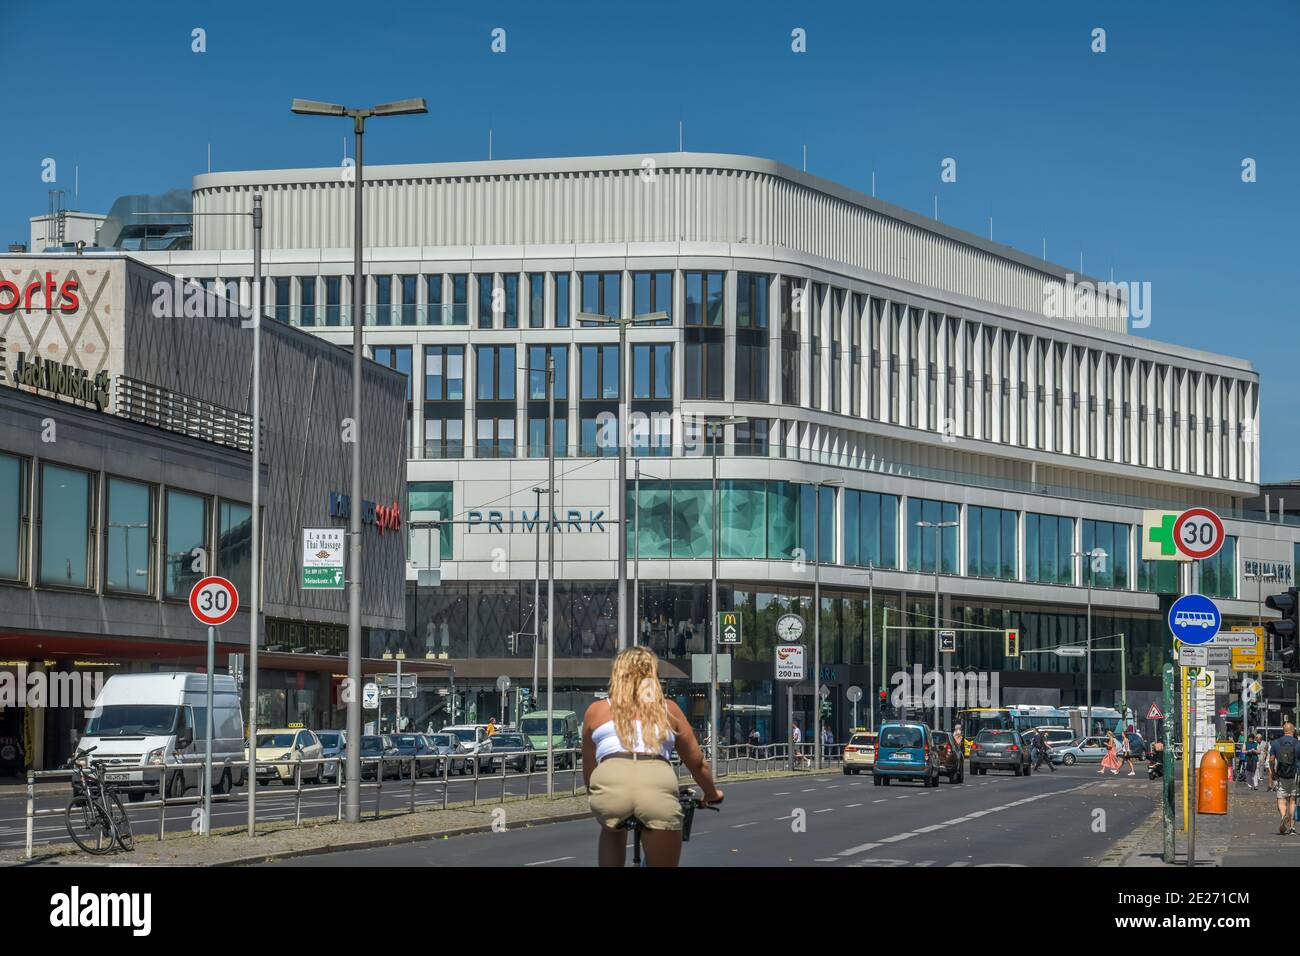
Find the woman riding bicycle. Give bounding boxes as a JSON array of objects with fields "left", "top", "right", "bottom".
[{"left": 583, "top": 647, "right": 723, "bottom": 867}]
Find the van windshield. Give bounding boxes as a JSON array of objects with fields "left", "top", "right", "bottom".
[
  {"left": 521, "top": 718, "right": 558, "bottom": 735},
  {"left": 85, "top": 705, "right": 179, "bottom": 738}
]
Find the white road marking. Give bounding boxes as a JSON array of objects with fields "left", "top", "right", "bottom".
[
  {"left": 814, "top": 808, "right": 834, "bottom": 814},
  {"left": 525, "top": 856, "right": 575, "bottom": 866},
  {"left": 774, "top": 791, "right": 791, "bottom": 796},
  {"left": 846, "top": 803, "right": 863, "bottom": 808},
  {"left": 731, "top": 822, "right": 758, "bottom": 828},
  {"left": 872, "top": 799, "right": 887, "bottom": 803},
  {"left": 878, "top": 832, "right": 915, "bottom": 843},
  {"left": 835, "top": 841, "right": 882, "bottom": 857}
]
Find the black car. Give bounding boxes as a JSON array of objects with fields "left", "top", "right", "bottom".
[
  {"left": 390, "top": 733, "right": 440, "bottom": 777},
  {"left": 483, "top": 733, "right": 536, "bottom": 773},
  {"left": 931, "top": 730, "right": 964, "bottom": 783},
  {"left": 969, "top": 729, "right": 1032, "bottom": 776},
  {"left": 359, "top": 734, "right": 403, "bottom": 780}
]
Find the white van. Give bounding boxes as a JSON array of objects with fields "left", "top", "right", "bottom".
[{"left": 79, "top": 673, "right": 245, "bottom": 801}]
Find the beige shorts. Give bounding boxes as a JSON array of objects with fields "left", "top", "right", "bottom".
[{"left": 588, "top": 757, "right": 683, "bottom": 831}]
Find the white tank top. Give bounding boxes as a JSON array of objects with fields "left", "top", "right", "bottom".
[{"left": 592, "top": 709, "right": 675, "bottom": 763}]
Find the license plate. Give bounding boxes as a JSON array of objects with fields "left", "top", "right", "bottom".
[
  {"left": 105, "top": 773, "right": 128, "bottom": 783},
  {"left": 892, "top": 752, "right": 912, "bottom": 760}
]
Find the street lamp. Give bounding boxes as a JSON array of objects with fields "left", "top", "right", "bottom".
[
  {"left": 291, "top": 95, "right": 427, "bottom": 824},
  {"left": 812, "top": 478, "right": 843, "bottom": 768},
  {"left": 915, "top": 519, "right": 958, "bottom": 731},
  {"left": 1072, "top": 547, "right": 1108, "bottom": 737},
  {"left": 576, "top": 309, "right": 669, "bottom": 653}
]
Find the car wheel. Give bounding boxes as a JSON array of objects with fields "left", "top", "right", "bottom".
[
  {"left": 873, "top": 775, "right": 882, "bottom": 786},
  {"left": 955, "top": 770, "right": 964, "bottom": 784},
  {"left": 1024, "top": 763, "right": 1031, "bottom": 777},
  {"left": 1013, "top": 765, "right": 1023, "bottom": 777},
  {"left": 128, "top": 791, "right": 146, "bottom": 803},
  {"left": 842, "top": 767, "right": 851, "bottom": 776},
  {"left": 216, "top": 768, "right": 233, "bottom": 795},
  {"left": 1063, "top": 754, "right": 1077, "bottom": 766},
  {"left": 168, "top": 771, "right": 187, "bottom": 799},
  {"left": 882, "top": 776, "right": 891, "bottom": 786}
]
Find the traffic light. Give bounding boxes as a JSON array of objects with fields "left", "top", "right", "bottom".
[
  {"left": 821, "top": 697, "right": 833, "bottom": 719},
  {"left": 1265, "top": 588, "right": 1299, "bottom": 671},
  {"left": 878, "top": 689, "right": 892, "bottom": 720},
  {"left": 1004, "top": 629, "right": 1021, "bottom": 659}
]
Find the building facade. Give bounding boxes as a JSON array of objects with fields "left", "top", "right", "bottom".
[
  {"left": 0, "top": 255, "right": 412, "bottom": 770},
  {"left": 126, "top": 152, "right": 1296, "bottom": 742}
]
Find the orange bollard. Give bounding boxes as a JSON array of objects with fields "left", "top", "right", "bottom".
[{"left": 1197, "top": 748, "right": 1228, "bottom": 815}]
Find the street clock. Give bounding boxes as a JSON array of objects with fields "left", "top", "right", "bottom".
[{"left": 776, "top": 614, "right": 805, "bottom": 642}]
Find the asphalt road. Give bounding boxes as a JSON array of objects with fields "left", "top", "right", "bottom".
[
  {"left": 0, "top": 764, "right": 587, "bottom": 851},
  {"left": 272, "top": 764, "right": 1158, "bottom": 867}
]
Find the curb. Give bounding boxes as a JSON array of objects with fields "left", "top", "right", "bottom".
[{"left": 211, "top": 810, "right": 595, "bottom": 867}]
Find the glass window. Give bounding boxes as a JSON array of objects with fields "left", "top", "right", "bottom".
[
  {"left": 273, "top": 277, "right": 290, "bottom": 324},
  {"left": 408, "top": 482, "right": 452, "bottom": 560},
  {"left": 502, "top": 274, "right": 519, "bottom": 328},
  {"left": 1081, "top": 519, "right": 1129, "bottom": 590},
  {"left": 324, "top": 276, "right": 342, "bottom": 326},
  {"left": 425, "top": 274, "right": 443, "bottom": 324},
  {"left": 1025, "top": 513, "right": 1074, "bottom": 585},
  {"left": 39, "top": 464, "right": 93, "bottom": 588},
  {"left": 671, "top": 481, "right": 713, "bottom": 558},
  {"left": 165, "top": 489, "right": 208, "bottom": 599},
  {"left": 579, "top": 345, "right": 620, "bottom": 401},
  {"left": 632, "top": 344, "right": 673, "bottom": 399},
  {"left": 966, "top": 505, "right": 1017, "bottom": 580},
  {"left": 527, "top": 416, "right": 567, "bottom": 459},
  {"left": 478, "top": 275, "right": 495, "bottom": 328},
  {"left": 218, "top": 500, "right": 252, "bottom": 600},
  {"left": 477, "top": 346, "right": 516, "bottom": 401},
  {"left": 528, "top": 345, "right": 568, "bottom": 401},
  {"left": 400, "top": 274, "right": 418, "bottom": 326},
  {"left": 906, "top": 497, "right": 959, "bottom": 574},
  {"left": 632, "top": 271, "right": 673, "bottom": 324},
  {"left": 554, "top": 273, "right": 570, "bottom": 328},
  {"left": 843, "top": 489, "right": 899, "bottom": 569},
  {"left": 0, "top": 453, "right": 26, "bottom": 581},
  {"left": 581, "top": 272, "right": 621, "bottom": 321},
  {"left": 684, "top": 272, "right": 724, "bottom": 326},
  {"left": 737, "top": 273, "right": 769, "bottom": 328},
  {"left": 451, "top": 274, "right": 468, "bottom": 325},
  {"left": 528, "top": 274, "right": 545, "bottom": 328},
  {"left": 720, "top": 480, "right": 766, "bottom": 558},
  {"left": 297, "top": 276, "right": 316, "bottom": 327},
  {"left": 105, "top": 477, "right": 152, "bottom": 595},
  {"left": 372, "top": 275, "right": 392, "bottom": 326}
]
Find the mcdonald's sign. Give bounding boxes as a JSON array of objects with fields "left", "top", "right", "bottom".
[{"left": 718, "top": 612, "right": 742, "bottom": 646}]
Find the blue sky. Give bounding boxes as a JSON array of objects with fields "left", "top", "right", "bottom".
[{"left": 5, "top": 1, "right": 1297, "bottom": 479}]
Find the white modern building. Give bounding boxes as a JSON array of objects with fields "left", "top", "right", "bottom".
[{"left": 125, "top": 152, "right": 1297, "bottom": 740}]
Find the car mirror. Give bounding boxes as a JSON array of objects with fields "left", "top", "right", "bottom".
[{"left": 177, "top": 734, "right": 193, "bottom": 750}]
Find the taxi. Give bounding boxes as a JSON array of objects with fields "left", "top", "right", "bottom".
[
  {"left": 246, "top": 725, "right": 324, "bottom": 785},
  {"left": 842, "top": 728, "right": 877, "bottom": 775}
]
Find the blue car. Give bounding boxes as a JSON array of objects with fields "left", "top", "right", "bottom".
[{"left": 873, "top": 721, "right": 942, "bottom": 787}]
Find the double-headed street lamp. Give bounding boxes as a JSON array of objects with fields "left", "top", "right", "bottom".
[
  {"left": 1071, "top": 547, "right": 1108, "bottom": 737},
  {"left": 576, "top": 309, "right": 669, "bottom": 653},
  {"left": 291, "top": 96, "right": 427, "bottom": 824},
  {"left": 915, "top": 519, "right": 958, "bottom": 731}
]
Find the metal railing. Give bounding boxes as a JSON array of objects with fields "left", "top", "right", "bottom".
[
  {"left": 115, "top": 375, "right": 257, "bottom": 453},
  {"left": 23, "top": 742, "right": 841, "bottom": 858}
]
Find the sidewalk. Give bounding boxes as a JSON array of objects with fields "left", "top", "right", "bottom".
[
  {"left": 1100, "top": 775, "right": 1300, "bottom": 867},
  {"left": 0, "top": 766, "right": 817, "bottom": 867}
]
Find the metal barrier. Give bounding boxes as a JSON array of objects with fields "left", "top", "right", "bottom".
[
  {"left": 23, "top": 740, "right": 841, "bottom": 858},
  {"left": 23, "top": 748, "right": 588, "bottom": 860}
]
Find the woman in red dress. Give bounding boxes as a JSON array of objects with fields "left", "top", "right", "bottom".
[{"left": 1098, "top": 730, "right": 1122, "bottom": 775}]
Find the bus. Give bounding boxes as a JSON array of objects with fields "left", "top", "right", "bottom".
[
  {"left": 1066, "top": 706, "right": 1130, "bottom": 738},
  {"left": 957, "top": 706, "right": 1070, "bottom": 755}
]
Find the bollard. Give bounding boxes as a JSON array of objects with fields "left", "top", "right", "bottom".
[{"left": 1196, "top": 748, "right": 1229, "bottom": 815}]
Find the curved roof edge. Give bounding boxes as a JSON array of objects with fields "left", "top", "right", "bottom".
[{"left": 192, "top": 151, "right": 1106, "bottom": 289}]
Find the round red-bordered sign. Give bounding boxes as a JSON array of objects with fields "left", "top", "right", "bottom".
[
  {"left": 1173, "top": 508, "right": 1225, "bottom": 560},
  {"left": 189, "top": 576, "right": 239, "bottom": 626}
]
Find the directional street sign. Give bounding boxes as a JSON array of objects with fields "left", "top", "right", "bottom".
[
  {"left": 1218, "top": 628, "right": 1263, "bottom": 647},
  {"left": 376, "top": 673, "right": 417, "bottom": 687},
  {"left": 718, "top": 611, "right": 742, "bottom": 646},
  {"left": 1178, "top": 645, "right": 1208, "bottom": 666},
  {"left": 1146, "top": 703, "right": 1164, "bottom": 720},
  {"left": 775, "top": 644, "right": 805, "bottom": 681},
  {"left": 1168, "top": 593, "right": 1221, "bottom": 645},
  {"left": 939, "top": 629, "right": 956, "bottom": 653},
  {"left": 362, "top": 682, "right": 380, "bottom": 710},
  {"left": 1055, "top": 646, "right": 1087, "bottom": 658},
  {"left": 302, "top": 528, "right": 345, "bottom": 590}
]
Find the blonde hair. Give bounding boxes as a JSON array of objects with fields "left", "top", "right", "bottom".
[{"left": 607, "top": 647, "right": 672, "bottom": 753}]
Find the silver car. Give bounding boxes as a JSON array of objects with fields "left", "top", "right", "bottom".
[{"left": 1053, "top": 735, "right": 1111, "bottom": 765}]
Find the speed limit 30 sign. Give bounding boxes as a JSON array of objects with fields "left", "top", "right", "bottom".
[
  {"left": 1174, "top": 507, "right": 1225, "bottom": 561},
  {"left": 189, "top": 576, "right": 240, "bottom": 626}
]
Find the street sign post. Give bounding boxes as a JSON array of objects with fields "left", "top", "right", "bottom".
[
  {"left": 1055, "top": 646, "right": 1087, "bottom": 658},
  {"left": 1178, "top": 645, "right": 1209, "bottom": 667},
  {"left": 1168, "top": 594, "right": 1221, "bottom": 646},
  {"left": 846, "top": 685, "right": 863, "bottom": 728},
  {"left": 1147, "top": 703, "right": 1164, "bottom": 720},
  {"left": 302, "top": 528, "right": 345, "bottom": 589},
  {"left": 775, "top": 645, "right": 805, "bottom": 681},
  {"left": 718, "top": 611, "right": 742, "bottom": 646},
  {"left": 776, "top": 643, "right": 805, "bottom": 772},
  {"left": 362, "top": 682, "right": 380, "bottom": 710},
  {"left": 189, "top": 575, "right": 238, "bottom": 838},
  {"left": 1173, "top": 508, "right": 1226, "bottom": 561}
]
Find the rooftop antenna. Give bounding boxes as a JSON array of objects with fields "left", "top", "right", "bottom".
[
  {"left": 988, "top": 216, "right": 993, "bottom": 240},
  {"left": 1080, "top": 251, "right": 1084, "bottom": 274},
  {"left": 803, "top": 144, "right": 807, "bottom": 172},
  {"left": 934, "top": 194, "right": 938, "bottom": 220},
  {"left": 75, "top": 165, "right": 79, "bottom": 203},
  {"left": 678, "top": 120, "right": 683, "bottom": 152},
  {"left": 489, "top": 127, "right": 493, "bottom": 160},
  {"left": 871, "top": 171, "right": 876, "bottom": 197},
  {"left": 207, "top": 143, "right": 212, "bottom": 173},
  {"left": 1042, "top": 237, "right": 1046, "bottom": 261}
]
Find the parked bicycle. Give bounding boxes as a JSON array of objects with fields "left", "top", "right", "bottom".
[
  {"left": 618, "top": 785, "right": 719, "bottom": 867},
  {"left": 65, "top": 746, "right": 134, "bottom": 854}
]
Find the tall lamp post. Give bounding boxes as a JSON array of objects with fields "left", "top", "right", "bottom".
[
  {"left": 915, "top": 519, "right": 958, "bottom": 731},
  {"left": 1072, "top": 547, "right": 1107, "bottom": 737},
  {"left": 291, "top": 96, "right": 427, "bottom": 824},
  {"left": 576, "top": 309, "right": 669, "bottom": 653},
  {"left": 812, "top": 478, "right": 843, "bottom": 768}
]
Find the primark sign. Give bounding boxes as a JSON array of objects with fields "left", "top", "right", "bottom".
[
  {"left": 1244, "top": 558, "right": 1294, "bottom": 584},
  {"left": 466, "top": 509, "right": 607, "bottom": 533}
]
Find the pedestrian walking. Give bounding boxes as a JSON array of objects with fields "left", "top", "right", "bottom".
[
  {"left": 1098, "top": 730, "right": 1122, "bottom": 775},
  {"left": 1270, "top": 722, "right": 1300, "bottom": 835},
  {"left": 1118, "top": 725, "right": 1137, "bottom": 776},
  {"left": 1245, "top": 733, "right": 1260, "bottom": 790},
  {"left": 1032, "top": 729, "right": 1056, "bottom": 772}
]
